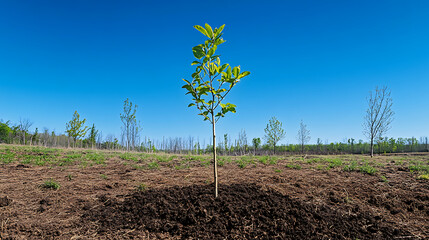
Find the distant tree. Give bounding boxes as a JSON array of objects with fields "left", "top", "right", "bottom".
[
  {"left": 238, "top": 129, "right": 248, "bottom": 155},
  {"left": 30, "top": 127, "right": 39, "bottom": 146},
  {"left": 252, "top": 137, "right": 261, "bottom": 154},
  {"left": 316, "top": 138, "right": 323, "bottom": 153},
  {"left": 223, "top": 134, "right": 229, "bottom": 154},
  {"left": 18, "top": 118, "right": 33, "bottom": 145},
  {"left": 120, "top": 98, "right": 141, "bottom": 151},
  {"left": 87, "top": 124, "right": 99, "bottom": 149},
  {"left": 264, "top": 117, "right": 286, "bottom": 155},
  {"left": 363, "top": 86, "right": 394, "bottom": 157},
  {"left": 182, "top": 23, "right": 250, "bottom": 198},
  {"left": 0, "top": 121, "right": 12, "bottom": 143},
  {"left": 66, "top": 111, "right": 89, "bottom": 147},
  {"left": 296, "top": 120, "right": 310, "bottom": 154}
]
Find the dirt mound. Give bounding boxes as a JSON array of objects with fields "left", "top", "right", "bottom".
[
  {"left": 81, "top": 183, "right": 407, "bottom": 239},
  {"left": 0, "top": 196, "right": 11, "bottom": 207}
]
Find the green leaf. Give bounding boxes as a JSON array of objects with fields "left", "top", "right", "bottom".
[
  {"left": 232, "top": 66, "right": 240, "bottom": 78},
  {"left": 215, "top": 38, "right": 226, "bottom": 45},
  {"left": 219, "top": 63, "right": 228, "bottom": 73},
  {"left": 226, "top": 66, "right": 232, "bottom": 79},
  {"left": 207, "top": 45, "right": 217, "bottom": 57},
  {"left": 182, "top": 79, "right": 191, "bottom": 84},
  {"left": 188, "top": 103, "right": 195, "bottom": 107},
  {"left": 216, "top": 24, "right": 225, "bottom": 36},
  {"left": 205, "top": 23, "right": 214, "bottom": 38},
  {"left": 238, "top": 71, "right": 250, "bottom": 78},
  {"left": 191, "top": 61, "right": 200, "bottom": 65},
  {"left": 192, "top": 45, "right": 205, "bottom": 59},
  {"left": 194, "top": 25, "right": 209, "bottom": 38}
]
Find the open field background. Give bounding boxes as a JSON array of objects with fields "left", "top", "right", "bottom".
[{"left": 0, "top": 144, "right": 428, "bottom": 239}]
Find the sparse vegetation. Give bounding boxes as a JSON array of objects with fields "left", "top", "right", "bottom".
[{"left": 40, "top": 179, "right": 61, "bottom": 190}]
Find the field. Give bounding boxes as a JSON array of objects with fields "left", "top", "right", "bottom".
[{"left": 0, "top": 144, "right": 428, "bottom": 239}]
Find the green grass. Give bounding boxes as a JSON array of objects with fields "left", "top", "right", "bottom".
[
  {"left": 417, "top": 174, "right": 429, "bottom": 180},
  {"left": 327, "top": 158, "right": 343, "bottom": 168},
  {"left": 359, "top": 163, "right": 377, "bottom": 175},
  {"left": 40, "top": 179, "right": 60, "bottom": 190},
  {"left": 147, "top": 161, "right": 159, "bottom": 170},
  {"left": 100, "top": 174, "right": 108, "bottom": 179},
  {"left": 343, "top": 160, "right": 358, "bottom": 172},
  {"left": 286, "top": 163, "right": 302, "bottom": 169}
]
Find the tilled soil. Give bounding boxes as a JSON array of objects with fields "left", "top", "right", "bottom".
[
  {"left": 0, "top": 152, "right": 428, "bottom": 239},
  {"left": 82, "top": 183, "right": 407, "bottom": 239}
]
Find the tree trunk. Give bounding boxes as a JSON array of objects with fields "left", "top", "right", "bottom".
[
  {"left": 273, "top": 143, "right": 276, "bottom": 155},
  {"left": 212, "top": 113, "right": 218, "bottom": 198},
  {"left": 370, "top": 138, "right": 374, "bottom": 157}
]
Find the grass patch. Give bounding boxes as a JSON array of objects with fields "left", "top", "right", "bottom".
[
  {"left": 147, "top": 161, "right": 159, "bottom": 170},
  {"left": 359, "top": 163, "right": 377, "bottom": 175},
  {"left": 343, "top": 160, "right": 358, "bottom": 172},
  {"left": 40, "top": 179, "right": 60, "bottom": 190},
  {"left": 417, "top": 174, "right": 429, "bottom": 180},
  {"left": 286, "top": 164, "right": 302, "bottom": 170}
]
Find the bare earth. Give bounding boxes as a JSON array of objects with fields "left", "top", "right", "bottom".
[{"left": 0, "top": 146, "right": 428, "bottom": 239}]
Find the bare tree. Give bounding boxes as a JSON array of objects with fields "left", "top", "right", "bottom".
[
  {"left": 363, "top": 86, "right": 394, "bottom": 157},
  {"left": 238, "top": 129, "right": 248, "bottom": 155},
  {"left": 297, "top": 120, "right": 310, "bottom": 154},
  {"left": 18, "top": 118, "right": 33, "bottom": 145}
]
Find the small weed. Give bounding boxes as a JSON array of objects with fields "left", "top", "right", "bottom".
[
  {"left": 359, "top": 164, "right": 377, "bottom": 175},
  {"left": 380, "top": 175, "right": 388, "bottom": 182},
  {"left": 135, "top": 183, "right": 148, "bottom": 191},
  {"left": 286, "top": 164, "right": 302, "bottom": 170},
  {"left": 417, "top": 174, "right": 429, "bottom": 180},
  {"left": 343, "top": 161, "right": 358, "bottom": 172},
  {"left": 66, "top": 174, "right": 73, "bottom": 181},
  {"left": 258, "top": 156, "right": 268, "bottom": 164},
  {"left": 40, "top": 179, "right": 60, "bottom": 190},
  {"left": 147, "top": 161, "right": 159, "bottom": 170},
  {"left": 327, "top": 158, "right": 343, "bottom": 168},
  {"left": 217, "top": 159, "right": 224, "bottom": 167},
  {"left": 274, "top": 168, "right": 282, "bottom": 173},
  {"left": 269, "top": 157, "right": 278, "bottom": 165},
  {"left": 100, "top": 174, "right": 108, "bottom": 180}
]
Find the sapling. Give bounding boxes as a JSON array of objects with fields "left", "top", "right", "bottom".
[{"left": 182, "top": 23, "right": 250, "bottom": 197}]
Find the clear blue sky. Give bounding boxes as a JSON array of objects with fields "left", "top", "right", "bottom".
[{"left": 1, "top": 0, "right": 428, "bottom": 145}]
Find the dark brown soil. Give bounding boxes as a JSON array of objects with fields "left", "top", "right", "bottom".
[
  {"left": 0, "top": 149, "right": 428, "bottom": 239},
  {"left": 82, "top": 183, "right": 407, "bottom": 240}
]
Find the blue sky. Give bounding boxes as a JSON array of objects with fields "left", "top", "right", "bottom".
[{"left": 1, "top": 0, "right": 428, "bottom": 145}]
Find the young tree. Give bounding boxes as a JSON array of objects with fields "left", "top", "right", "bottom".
[
  {"left": 252, "top": 137, "right": 261, "bottom": 154},
  {"left": 296, "top": 120, "right": 311, "bottom": 154},
  {"left": 87, "top": 124, "right": 99, "bottom": 149},
  {"left": 120, "top": 98, "right": 141, "bottom": 151},
  {"left": 182, "top": 23, "right": 250, "bottom": 198},
  {"left": 363, "top": 86, "right": 394, "bottom": 157},
  {"left": 238, "top": 129, "right": 248, "bottom": 155},
  {"left": 264, "top": 117, "right": 286, "bottom": 155},
  {"left": 66, "top": 111, "right": 89, "bottom": 147}
]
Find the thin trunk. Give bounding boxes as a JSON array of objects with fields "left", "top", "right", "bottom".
[
  {"left": 370, "top": 138, "right": 374, "bottom": 157},
  {"left": 212, "top": 112, "right": 218, "bottom": 198}
]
